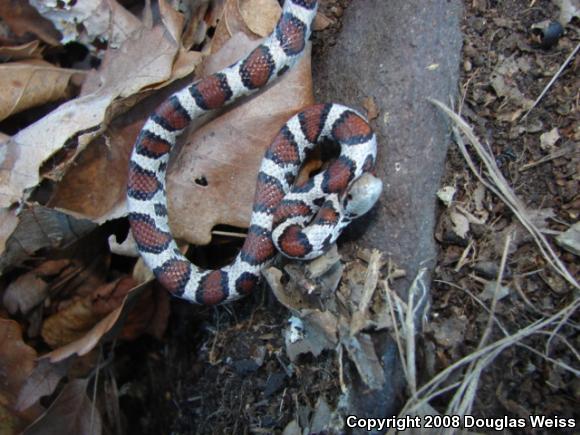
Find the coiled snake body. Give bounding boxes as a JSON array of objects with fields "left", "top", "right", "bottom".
[{"left": 127, "top": 0, "right": 382, "bottom": 305}]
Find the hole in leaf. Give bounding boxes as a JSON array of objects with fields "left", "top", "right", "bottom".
[{"left": 195, "top": 176, "right": 208, "bottom": 186}]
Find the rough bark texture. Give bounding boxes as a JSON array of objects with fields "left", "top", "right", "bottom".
[{"left": 312, "top": 0, "right": 463, "bottom": 422}]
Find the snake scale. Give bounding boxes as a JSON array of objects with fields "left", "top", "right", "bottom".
[{"left": 127, "top": 0, "right": 382, "bottom": 305}]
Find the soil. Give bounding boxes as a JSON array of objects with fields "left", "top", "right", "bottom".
[{"left": 430, "top": 0, "right": 579, "bottom": 427}]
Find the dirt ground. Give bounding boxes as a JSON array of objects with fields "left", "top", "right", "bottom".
[{"left": 430, "top": 0, "right": 579, "bottom": 427}]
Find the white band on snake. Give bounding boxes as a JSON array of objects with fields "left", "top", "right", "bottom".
[{"left": 127, "top": 0, "right": 382, "bottom": 305}]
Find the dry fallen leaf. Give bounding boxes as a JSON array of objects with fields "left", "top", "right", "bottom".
[
  {"left": 3, "top": 272, "right": 49, "bottom": 316},
  {"left": 46, "top": 131, "right": 134, "bottom": 222},
  {"left": 480, "top": 280, "right": 511, "bottom": 301},
  {"left": 159, "top": 0, "right": 186, "bottom": 45},
  {"left": 0, "top": 0, "right": 61, "bottom": 45},
  {"left": 284, "top": 312, "right": 338, "bottom": 361},
  {"left": 0, "top": 319, "right": 37, "bottom": 411},
  {"left": 0, "top": 207, "right": 19, "bottom": 259},
  {"left": 79, "top": 23, "right": 190, "bottom": 100},
  {"left": 22, "top": 378, "right": 102, "bottom": 435},
  {"left": 362, "top": 96, "right": 379, "bottom": 121},
  {"left": 490, "top": 55, "right": 534, "bottom": 115},
  {"left": 211, "top": 0, "right": 254, "bottom": 51},
  {"left": 15, "top": 359, "right": 70, "bottom": 412},
  {"left": 267, "top": 246, "right": 390, "bottom": 391},
  {"left": 437, "top": 186, "right": 457, "bottom": 207},
  {"left": 108, "top": 233, "right": 139, "bottom": 258},
  {"left": 41, "top": 276, "right": 137, "bottom": 348},
  {"left": 3, "top": 260, "right": 71, "bottom": 315},
  {"left": 0, "top": 206, "right": 96, "bottom": 275},
  {"left": 41, "top": 296, "right": 102, "bottom": 349},
  {"left": 433, "top": 316, "right": 468, "bottom": 349},
  {"left": 0, "top": 60, "right": 78, "bottom": 122},
  {"left": 168, "top": 37, "right": 315, "bottom": 244},
  {"left": 312, "top": 12, "right": 334, "bottom": 31},
  {"left": 30, "top": 0, "right": 141, "bottom": 48},
  {"left": 342, "top": 332, "right": 386, "bottom": 390},
  {"left": 121, "top": 286, "right": 170, "bottom": 340},
  {"left": 0, "top": 15, "right": 198, "bottom": 226},
  {"left": 40, "top": 18, "right": 202, "bottom": 222},
  {"left": 449, "top": 208, "right": 471, "bottom": 240},
  {"left": 44, "top": 282, "right": 153, "bottom": 362},
  {"left": 239, "top": 0, "right": 281, "bottom": 37},
  {"left": 0, "top": 40, "right": 43, "bottom": 60},
  {"left": 556, "top": 221, "right": 580, "bottom": 256},
  {"left": 539, "top": 127, "right": 560, "bottom": 151}
]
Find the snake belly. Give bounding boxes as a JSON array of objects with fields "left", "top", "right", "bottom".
[{"left": 127, "top": 0, "right": 380, "bottom": 305}]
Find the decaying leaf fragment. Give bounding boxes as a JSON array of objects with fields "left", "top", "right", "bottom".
[
  {"left": 555, "top": 221, "right": 580, "bottom": 256},
  {"left": 15, "top": 358, "right": 70, "bottom": 413},
  {"left": 0, "top": 0, "right": 60, "bottom": 45},
  {"left": 167, "top": 35, "right": 315, "bottom": 245},
  {"left": 0, "top": 207, "right": 96, "bottom": 274},
  {"left": 265, "top": 249, "right": 394, "bottom": 390}
]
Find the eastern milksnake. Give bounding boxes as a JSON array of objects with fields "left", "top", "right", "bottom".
[{"left": 127, "top": 0, "right": 382, "bottom": 305}]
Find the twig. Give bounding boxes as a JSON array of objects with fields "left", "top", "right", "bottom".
[{"left": 453, "top": 240, "right": 473, "bottom": 272}]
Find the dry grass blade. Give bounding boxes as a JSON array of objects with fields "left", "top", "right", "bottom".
[
  {"left": 518, "top": 144, "right": 579, "bottom": 172},
  {"left": 383, "top": 268, "right": 429, "bottom": 396},
  {"left": 383, "top": 279, "right": 409, "bottom": 385},
  {"left": 429, "top": 98, "right": 579, "bottom": 290},
  {"left": 404, "top": 269, "right": 429, "bottom": 395},
  {"left": 438, "top": 279, "right": 580, "bottom": 379},
  {"left": 483, "top": 291, "right": 577, "bottom": 375},
  {"left": 521, "top": 42, "right": 580, "bottom": 120},
  {"left": 398, "top": 297, "right": 579, "bottom": 418},
  {"left": 445, "top": 232, "right": 512, "bottom": 418}
]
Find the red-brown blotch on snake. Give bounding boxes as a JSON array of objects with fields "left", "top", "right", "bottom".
[{"left": 127, "top": 0, "right": 382, "bottom": 305}]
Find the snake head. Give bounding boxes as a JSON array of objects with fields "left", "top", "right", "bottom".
[{"left": 342, "top": 173, "right": 383, "bottom": 219}]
